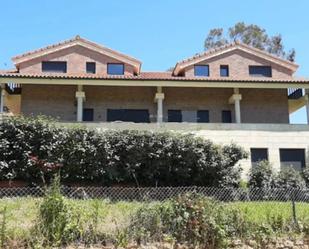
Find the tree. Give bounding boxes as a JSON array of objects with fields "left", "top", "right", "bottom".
[{"left": 204, "top": 22, "right": 296, "bottom": 62}]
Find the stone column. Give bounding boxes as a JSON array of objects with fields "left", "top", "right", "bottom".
[
  {"left": 235, "top": 97, "right": 241, "bottom": 124},
  {"left": 0, "top": 84, "right": 5, "bottom": 113},
  {"left": 306, "top": 95, "right": 309, "bottom": 125},
  {"left": 229, "top": 88, "right": 242, "bottom": 123},
  {"left": 155, "top": 86, "right": 164, "bottom": 123},
  {"left": 75, "top": 85, "right": 85, "bottom": 122}
]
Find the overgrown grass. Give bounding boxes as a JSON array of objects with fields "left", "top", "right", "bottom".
[
  {"left": 231, "top": 201, "right": 309, "bottom": 223},
  {"left": 0, "top": 197, "right": 146, "bottom": 241},
  {"left": 0, "top": 198, "right": 309, "bottom": 246}
]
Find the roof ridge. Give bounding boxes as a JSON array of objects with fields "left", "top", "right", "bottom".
[
  {"left": 176, "top": 41, "right": 297, "bottom": 67},
  {"left": 12, "top": 35, "right": 142, "bottom": 65},
  {"left": 12, "top": 35, "right": 81, "bottom": 60}
]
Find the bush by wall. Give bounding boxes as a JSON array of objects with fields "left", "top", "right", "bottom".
[
  {"left": 248, "top": 160, "right": 276, "bottom": 188},
  {"left": 248, "top": 160, "right": 308, "bottom": 189},
  {"left": 0, "top": 116, "right": 248, "bottom": 187}
]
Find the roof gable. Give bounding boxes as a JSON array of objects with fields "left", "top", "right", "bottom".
[
  {"left": 12, "top": 35, "right": 142, "bottom": 74},
  {"left": 173, "top": 42, "right": 298, "bottom": 75}
]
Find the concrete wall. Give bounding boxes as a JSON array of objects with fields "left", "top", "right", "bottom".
[
  {"left": 21, "top": 85, "right": 289, "bottom": 123},
  {"left": 184, "top": 50, "right": 294, "bottom": 78},
  {"left": 18, "top": 45, "right": 135, "bottom": 75}
]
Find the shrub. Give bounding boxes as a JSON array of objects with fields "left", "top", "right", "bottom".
[
  {"left": 130, "top": 192, "right": 249, "bottom": 248},
  {"left": 302, "top": 167, "right": 309, "bottom": 187},
  {"left": 36, "top": 175, "right": 82, "bottom": 246},
  {"left": 248, "top": 160, "right": 276, "bottom": 188},
  {"left": 0, "top": 116, "right": 66, "bottom": 184},
  {"left": 0, "top": 116, "right": 247, "bottom": 187},
  {"left": 130, "top": 203, "right": 169, "bottom": 244},
  {"left": 275, "top": 167, "right": 306, "bottom": 189}
]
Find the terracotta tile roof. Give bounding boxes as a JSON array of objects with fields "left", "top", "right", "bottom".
[
  {"left": 12, "top": 35, "right": 142, "bottom": 74},
  {"left": 173, "top": 41, "right": 298, "bottom": 75},
  {"left": 0, "top": 71, "right": 308, "bottom": 83}
]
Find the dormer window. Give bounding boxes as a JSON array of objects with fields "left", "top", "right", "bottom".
[
  {"left": 107, "top": 63, "right": 124, "bottom": 75},
  {"left": 42, "top": 61, "right": 67, "bottom": 73},
  {"left": 249, "top": 66, "right": 272, "bottom": 77},
  {"left": 220, "top": 65, "right": 229, "bottom": 77},
  {"left": 86, "top": 62, "right": 96, "bottom": 74},
  {"left": 194, "top": 65, "right": 209, "bottom": 77}
]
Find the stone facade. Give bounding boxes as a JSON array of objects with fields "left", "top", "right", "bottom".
[{"left": 21, "top": 85, "right": 289, "bottom": 124}]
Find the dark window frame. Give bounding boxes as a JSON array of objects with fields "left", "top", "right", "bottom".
[
  {"left": 250, "top": 148, "right": 269, "bottom": 166},
  {"left": 86, "top": 62, "right": 96, "bottom": 74},
  {"left": 279, "top": 148, "right": 306, "bottom": 171},
  {"left": 107, "top": 63, "right": 125, "bottom": 75},
  {"left": 42, "top": 61, "right": 67, "bottom": 73},
  {"left": 83, "top": 108, "right": 94, "bottom": 122},
  {"left": 222, "top": 110, "right": 232, "bottom": 123},
  {"left": 168, "top": 110, "right": 182, "bottom": 122},
  {"left": 197, "top": 110, "right": 209, "bottom": 123},
  {"left": 107, "top": 109, "right": 150, "bottom": 123},
  {"left": 249, "top": 65, "right": 272, "bottom": 77},
  {"left": 220, "top": 65, "right": 229, "bottom": 77},
  {"left": 194, "top": 65, "right": 209, "bottom": 77}
]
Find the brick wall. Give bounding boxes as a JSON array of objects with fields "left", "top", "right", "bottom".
[
  {"left": 184, "top": 50, "right": 294, "bottom": 78},
  {"left": 21, "top": 85, "right": 289, "bottom": 124},
  {"left": 18, "top": 46, "right": 135, "bottom": 75}
]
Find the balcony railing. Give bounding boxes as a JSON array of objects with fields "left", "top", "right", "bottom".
[
  {"left": 288, "top": 88, "right": 303, "bottom": 99},
  {"left": 5, "top": 83, "right": 21, "bottom": 95}
]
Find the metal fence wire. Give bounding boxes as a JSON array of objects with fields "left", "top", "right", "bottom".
[
  {"left": 1, "top": 186, "right": 309, "bottom": 226},
  {"left": 0, "top": 186, "right": 308, "bottom": 202}
]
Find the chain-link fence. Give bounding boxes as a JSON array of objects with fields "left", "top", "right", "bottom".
[
  {"left": 0, "top": 186, "right": 309, "bottom": 243},
  {"left": 0, "top": 186, "right": 308, "bottom": 202}
]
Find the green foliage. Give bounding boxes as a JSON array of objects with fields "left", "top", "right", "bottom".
[
  {"left": 130, "top": 193, "right": 251, "bottom": 248},
  {"left": 130, "top": 203, "right": 170, "bottom": 244},
  {"left": 36, "top": 175, "right": 81, "bottom": 246},
  {"left": 0, "top": 115, "right": 66, "bottom": 184},
  {"left": 248, "top": 160, "right": 276, "bottom": 188},
  {"left": 275, "top": 167, "right": 306, "bottom": 189},
  {"left": 302, "top": 167, "right": 309, "bottom": 187},
  {"left": 0, "top": 116, "right": 247, "bottom": 187},
  {"left": 204, "top": 22, "right": 295, "bottom": 62},
  {"left": 0, "top": 207, "right": 7, "bottom": 248}
]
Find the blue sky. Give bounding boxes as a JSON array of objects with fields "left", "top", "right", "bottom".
[{"left": 1, "top": 0, "right": 308, "bottom": 123}]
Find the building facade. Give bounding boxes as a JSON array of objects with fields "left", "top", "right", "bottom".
[{"left": 1, "top": 36, "right": 309, "bottom": 177}]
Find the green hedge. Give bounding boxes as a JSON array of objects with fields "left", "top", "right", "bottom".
[{"left": 0, "top": 116, "right": 248, "bottom": 187}]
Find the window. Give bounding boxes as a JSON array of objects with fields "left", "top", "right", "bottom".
[
  {"left": 249, "top": 66, "right": 272, "bottom": 77},
  {"left": 107, "top": 63, "right": 124, "bottom": 75},
  {"left": 251, "top": 148, "right": 268, "bottom": 167},
  {"left": 194, "top": 65, "right": 209, "bottom": 77},
  {"left": 107, "top": 109, "right": 150, "bottom": 123},
  {"left": 83, "top": 108, "right": 94, "bottom": 121},
  {"left": 86, "top": 62, "right": 96, "bottom": 74},
  {"left": 168, "top": 110, "right": 182, "bottom": 122},
  {"left": 42, "top": 61, "right": 67, "bottom": 73},
  {"left": 220, "top": 65, "right": 229, "bottom": 77},
  {"left": 197, "top": 110, "right": 209, "bottom": 123},
  {"left": 279, "top": 149, "right": 306, "bottom": 171},
  {"left": 222, "top": 110, "right": 232, "bottom": 123}
]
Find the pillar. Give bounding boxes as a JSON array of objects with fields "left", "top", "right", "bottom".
[
  {"left": 229, "top": 88, "right": 242, "bottom": 124},
  {"left": 306, "top": 95, "right": 309, "bottom": 125},
  {"left": 235, "top": 97, "right": 241, "bottom": 124},
  {"left": 0, "top": 84, "right": 5, "bottom": 113},
  {"left": 75, "top": 85, "right": 85, "bottom": 122},
  {"left": 155, "top": 87, "right": 164, "bottom": 123}
]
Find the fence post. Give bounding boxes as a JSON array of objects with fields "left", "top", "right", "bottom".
[{"left": 291, "top": 189, "right": 299, "bottom": 231}]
